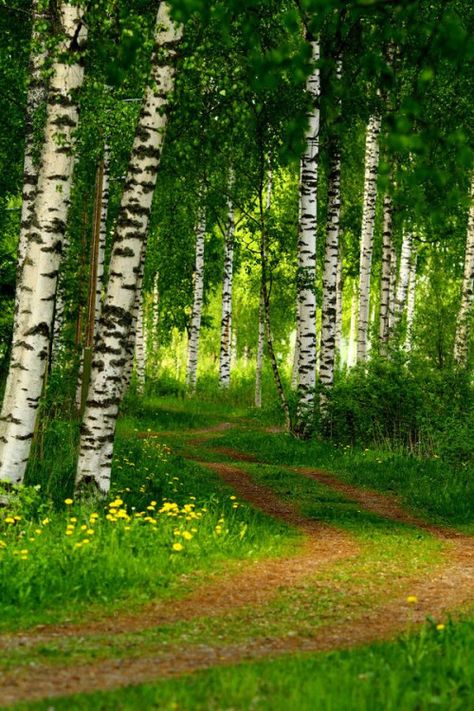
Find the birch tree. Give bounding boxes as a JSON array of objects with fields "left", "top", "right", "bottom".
[
  {"left": 186, "top": 212, "right": 206, "bottom": 391},
  {"left": 405, "top": 253, "right": 417, "bottom": 352},
  {"left": 76, "top": 4, "right": 182, "bottom": 494},
  {"left": 134, "top": 289, "right": 146, "bottom": 394},
  {"left": 356, "top": 114, "right": 381, "bottom": 362},
  {"left": 0, "top": 4, "right": 87, "bottom": 484},
  {"left": 255, "top": 170, "right": 272, "bottom": 409},
  {"left": 295, "top": 34, "right": 320, "bottom": 432},
  {"left": 218, "top": 196, "right": 235, "bottom": 389},
  {"left": 454, "top": 176, "right": 474, "bottom": 366},
  {"left": 392, "top": 229, "right": 414, "bottom": 333},
  {"left": 379, "top": 191, "right": 395, "bottom": 353}
]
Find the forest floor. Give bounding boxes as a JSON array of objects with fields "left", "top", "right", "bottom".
[{"left": 1, "top": 398, "right": 473, "bottom": 709}]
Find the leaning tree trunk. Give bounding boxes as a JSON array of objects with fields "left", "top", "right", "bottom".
[
  {"left": 186, "top": 212, "right": 206, "bottom": 391},
  {"left": 454, "top": 177, "right": 474, "bottom": 366},
  {"left": 76, "top": 4, "right": 182, "bottom": 494},
  {"left": 295, "top": 35, "right": 320, "bottom": 433},
  {"left": 379, "top": 191, "right": 394, "bottom": 354},
  {"left": 77, "top": 153, "right": 110, "bottom": 413},
  {"left": 0, "top": 5, "right": 87, "bottom": 484},
  {"left": 218, "top": 196, "right": 235, "bottom": 389},
  {"left": 319, "top": 142, "right": 342, "bottom": 391},
  {"left": 356, "top": 114, "right": 381, "bottom": 363},
  {"left": 392, "top": 229, "right": 414, "bottom": 334},
  {"left": 405, "top": 253, "right": 417, "bottom": 352},
  {"left": 13, "top": 0, "right": 49, "bottom": 335}
]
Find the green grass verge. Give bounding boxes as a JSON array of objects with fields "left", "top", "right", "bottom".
[{"left": 13, "top": 617, "right": 474, "bottom": 711}]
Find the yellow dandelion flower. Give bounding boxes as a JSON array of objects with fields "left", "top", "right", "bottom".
[
  {"left": 124, "top": 526, "right": 131, "bottom": 531},
  {"left": 82, "top": 539, "right": 90, "bottom": 545},
  {"left": 70, "top": 517, "right": 77, "bottom": 523},
  {"left": 87, "top": 529, "right": 95, "bottom": 535},
  {"left": 74, "top": 542, "right": 82, "bottom": 549},
  {"left": 28, "top": 537, "right": 35, "bottom": 542},
  {"left": 230, "top": 496, "right": 236, "bottom": 500},
  {"left": 182, "top": 531, "right": 193, "bottom": 541},
  {"left": 4, "top": 517, "right": 15, "bottom": 524},
  {"left": 436, "top": 623, "right": 445, "bottom": 631},
  {"left": 81, "top": 524, "right": 87, "bottom": 531},
  {"left": 232, "top": 503, "right": 238, "bottom": 509},
  {"left": 172, "top": 542, "right": 184, "bottom": 552},
  {"left": 20, "top": 555, "right": 28, "bottom": 561},
  {"left": 14, "top": 515, "right": 21, "bottom": 521},
  {"left": 65, "top": 530, "right": 73, "bottom": 536},
  {"left": 0, "top": 541, "right": 7, "bottom": 549},
  {"left": 64, "top": 499, "right": 73, "bottom": 505},
  {"left": 41, "top": 518, "right": 50, "bottom": 525},
  {"left": 35, "top": 529, "right": 42, "bottom": 535},
  {"left": 406, "top": 595, "right": 418, "bottom": 604}
]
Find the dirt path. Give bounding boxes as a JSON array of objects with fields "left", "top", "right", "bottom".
[{"left": 1, "top": 431, "right": 473, "bottom": 706}]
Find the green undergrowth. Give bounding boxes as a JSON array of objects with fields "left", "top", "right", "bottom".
[
  {"left": 215, "top": 428, "right": 474, "bottom": 531},
  {"left": 0, "top": 434, "right": 294, "bottom": 632},
  {"left": 14, "top": 617, "right": 474, "bottom": 711}
]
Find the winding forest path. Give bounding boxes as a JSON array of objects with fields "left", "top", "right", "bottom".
[{"left": 0, "top": 424, "right": 473, "bottom": 706}]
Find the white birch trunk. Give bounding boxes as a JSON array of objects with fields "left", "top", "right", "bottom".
[
  {"left": 356, "top": 114, "right": 381, "bottom": 363},
  {"left": 405, "top": 253, "right": 417, "bottom": 352},
  {"left": 454, "top": 177, "right": 474, "bottom": 366},
  {"left": 186, "top": 212, "right": 206, "bottom": 391},
  {"left": 255, "top": 289, "right": 265, "bottom": 408},
  {"left": 94, "top": 144, "right": 110, "bottom": 336},
  {"left": 218, "top": 197, "right": 235, "bottom": 389},
  {"left": 0, "top": 5, "right": 87, "bottom": 484},
  {"left": 295, "top": 36, "right": 320, "bottom": 429},
  {"left": 76, "top": 4, "right": 182, "bottom": 494},
  {"left": 134, "top": 289, "right": 146, "bottom": 394},
  {"left": 319, "top": 145, "right": 342, "bottom": 389},
  {"left": 335, "top": 257, "right": 343, "bottom": 359},
  {"left": 379, "top": 191, "right": 394, "bottom": 353},
  {"left": 392, "top": 229, "right": 414, "bottom": 332},
  {"left": 13, "top": 0, "right": 49, "bottom": 329},
  {"left": 348, "top": 284, "right": 358, "bottom": 367}
]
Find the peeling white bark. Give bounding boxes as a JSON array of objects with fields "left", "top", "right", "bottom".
[
  {"left": 454, "top": 177, "right": 474, "bottom": 366},
  {"left": 392, "top": 230, "right": 414, "bottom": 332},
  {"left": 186, "top": 212, "right": 206, "bottom": 391},
  {"left": 0, "top": 4, "right": 87, "bottom": 484},
  {"left": 218, "top": 196, "right": 235, "bottom": 389},
  {"left": 295, "top": 36, "right": 320, "bottom": 429},
  {"left": 76, "top": 4, "right": 182, "bottom": 494},
  {"left": 357, "top": 115, "right": 381, "bottom": 363},
  {"left": 379, "top": 191, "right": 394, "bottom": 353},
  {"left": 405, "top": 253, "right": 417, "bottom": 352}
]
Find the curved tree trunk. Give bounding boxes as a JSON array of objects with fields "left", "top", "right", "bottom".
[
  {"left": 295, "top": 35, "right": 320, "bottom": 432},
  {"left": 356, "top": 114, "right": 381, "bottom": 363},
  {"left": 218, "top": 196, "right": 235, "bottom": 389},
  {"left": 454, "top": 177, "right": 474, "bottom": 366},
  {"left": 76, "top": 4, "right": 182, "bottom": 494},
  {"left": 186, "top": 212, "right": 206, "bottom": 391},
  {"left": 379, "top": 191, "right": 394, "bottom": 354},
  {"left": 0, "top": 4, "right": 87, "bottom": 484}
]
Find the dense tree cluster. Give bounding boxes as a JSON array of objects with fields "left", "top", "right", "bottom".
[{"left": 0, "top": 0, "right": 473, "bottom": 494}]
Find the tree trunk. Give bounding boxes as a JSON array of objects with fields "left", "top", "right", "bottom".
[
  {"left": 134, "top": 288, "right": 146, "bottom": 394},
  {"left": 13, "top": 0, "right": 49, "bottom": 334},
  {"left": 392, "top": 229, "right": 414, "bottom": 333},
  {"left": 76, "top": 4, "right": 182, "bottom": 494},
  {"left": 335, "top": 257, "right": 343, "bottom": 358},
  {"left": 295, "top": 35, "right": 320, "bottom": 432},
  {"left": 218, "top": 196, "right": 235, "bottom": 389},
  {"left": 186, "top": 212, "right": 206, "bottom": 391},
  {"left": 255, "top": 288, "right": 265, "bottom": 408},
  {"left": 356, "top": 114, "right": 381, "bottom": 363},
  {"left": 405, "top": 253, "right": 417, "bottom": 352},
  {"left": 319, "top": 142, "right": 342, "bottom": 390},
  {"left": 348, "top": 282, "right": 358, "bottom": 367},
  {"left": 0, "top": 5, "right": 87, "bottom": 484},
  {"left": 379, "top": 191, "right": 394, "bottom": 354},
  {"left": 454, "top": 177, "right": 474, "bottom": 366}
]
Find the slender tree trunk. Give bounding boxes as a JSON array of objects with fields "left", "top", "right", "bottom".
[
  {"left": 388, "top": 239, "right": 398, "bottom": 334},
  {"left": 77, "top": 160, "right": 107, "bottom": 415},
  {"left": 13, "top": 0, "right": 49, "bottom": 335},
  {"left": 405, "top": 253, "right": 417, "bottom": 352},
  {"left": 348, "top": 283, "right": 358, "bottom": 367},
  {"left": 335, "top": 258, "right": 343, "bottom": 358},
  {"left": 218, "top": 196, "right": 235, "bottom": 389},
  {"left": 454, "top": 177, "right": 474, "bottom": 366},
  {"left": 255, "top": 169, "right": 272, "bottom": 409},
  {"left": 356, "top": 114, "right": 381, "bottom": 363},
  {"left": 291, "top": 320, "right": 300, "bottom": 388},
  {"left": 76, "top": 4, "right": 182, "bottom": 494},
  {"left": 134, "top": 289, "right": 146, "bottom": 394},
  {"left": 295, "top": 36, "right": 320, "bottom": 431},
  {"left": 94, "top": 144, "right": 110, "bottom": 336},
  {"left": 0, "top": 5, "right": 87, "bottom": 484},
  {"left": 255, "top": 288, "right": 265, "bottom": 408},
  {"left": 186, "top": 212, "right": 206, "bottom": 391},
  {"left": 392, "top": 229, "right": 414, "bottom": 333},
  {"left": 379, "top": 191, "right": 394, "bottom": 354},
  {"left": 319, "top": 142, "right": 342, "bottom": 390}
]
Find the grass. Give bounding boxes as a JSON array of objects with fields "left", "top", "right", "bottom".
[{"left": 13, "top": 617, "right": 474, "bottom": 711}]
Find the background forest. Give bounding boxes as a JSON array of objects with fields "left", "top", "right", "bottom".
[{"left": 0, "top": 0, "right": 473, "bottom": 708}]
